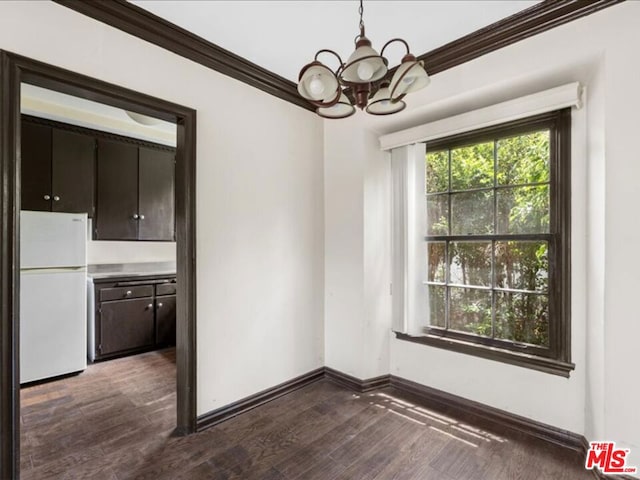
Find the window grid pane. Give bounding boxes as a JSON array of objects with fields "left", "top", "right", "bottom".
[
  {"left": 496, "top": 130, "right": 550, "bottom": 185},
  {"left": 491, "top": 239, "right": 496, "bottom": 339},
  {"left": 447, "top": 149, "right": 452, "bottom": 236},
  {"left": 425, "top": 129, "right": 552, "bottom": 346}
]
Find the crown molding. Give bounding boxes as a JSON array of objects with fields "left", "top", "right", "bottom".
[
  {"left": 54, "top": 0, "right": 623, "bottom": 112},
  {"left": 412, "top": 0, "right": 624, "bottom": 76},
  {"left": 53, "top": 0, "right": 313, "bottom": 111}
]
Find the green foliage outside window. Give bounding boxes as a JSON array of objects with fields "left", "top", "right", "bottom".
[{"left": 425, "top": 130, "right": 551, "bottom": 347}]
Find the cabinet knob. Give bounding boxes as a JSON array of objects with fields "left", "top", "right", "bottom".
[
  {"left": 43, "top": 195, "right": 51, "bottom": 201},
  {"left": 139, "top": 214, "right": 145, "bottom": 220},
  {"left": 132, "top": 214, "right": 139, "bottom": 220},
  {"left": 157, "top": 302, "right": 163, "bottom": 308},
  {"left": 53, "top": 196, "right": 60, "bottom": 202},
  {"left": 125, "top": 290, "right": 132, "bottom": 296},
  {"left": 147, "top": 304, "right": 153, "bottom": 309}
]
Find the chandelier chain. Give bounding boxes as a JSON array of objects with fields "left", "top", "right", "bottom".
[{"left": 359, "top": 0, "right": 364, "bottom": 33}]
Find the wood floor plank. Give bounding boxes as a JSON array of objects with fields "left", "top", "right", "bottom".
[
  {"left": 371, "top": 429, "right": 449, "bottom": 480},
  {"left": 328, "top": 409, "right": 407, "bottom": 466},
  {"left": 288, "top": 454, "right": 347, "bottom": 480},
  {"left": 21, "top": 445, "right": 106, "bottom": 480},
  {"left": 334, "top": 422, "right": 425, "bottom": 480}
]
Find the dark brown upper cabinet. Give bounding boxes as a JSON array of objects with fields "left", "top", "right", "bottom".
[
  {"left": 21, "top": 121, "right": 52, "bottom": 212},
  {"left": 96, "top": 141, "right": 175, "bottom": 241},
  {"left": 138, "top": 147, "right": 175, "bottom": 241},
  {"left": 21, "top": 119, "right": 95, "bottom": 215},
  {"left": 52, "top": 129, "right": 96, "bottom": 216},
  {"left": 96, "top": 139, "right": 139, "bottom": 240},
  {"left": 22, "top": 116, "right": 175, "bottom": 241}
]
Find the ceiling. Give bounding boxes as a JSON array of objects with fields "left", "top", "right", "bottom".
[
  {"left": 21, "top": 84, "right": 177, "bottom": 146},
  {"left": 131, "top": 1, "right": 539, "bottom": 83}
]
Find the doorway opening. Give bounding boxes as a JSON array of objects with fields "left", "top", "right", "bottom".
[{"left": 0, "top": 51, "right": 197, "bottom": 479}]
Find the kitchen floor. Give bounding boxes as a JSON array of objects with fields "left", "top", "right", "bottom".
[
  {"left": 20, "top": 349, "right": 591, "bottom": 479},
  {"left": 20, "top": 348, "right": 176, "bottom": 479}
]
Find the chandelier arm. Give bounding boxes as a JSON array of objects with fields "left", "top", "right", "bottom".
[
  {"left": 307, "top": 88, "right": 342, "bottom": 109},
  {"left": 314, "top": 49, "right": 345, "bottom": 73},
  {"left": 380, "top": 38, "right": 410, "bottom": 60},
  {"left": 390, "top": 93, "right": 407, "bottom": 104}
]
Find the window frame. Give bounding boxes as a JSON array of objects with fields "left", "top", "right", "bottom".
[{"left": 396, "top": 109, "right": 574, "bottom": 377}]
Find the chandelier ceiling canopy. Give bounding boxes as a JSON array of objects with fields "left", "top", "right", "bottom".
[{"left": 298, "top": 0, "right": 430, "bottom": 119}]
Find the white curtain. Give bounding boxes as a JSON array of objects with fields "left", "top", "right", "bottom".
[{"left": 391, "top": 143, "right": 428, "bottom": 335}]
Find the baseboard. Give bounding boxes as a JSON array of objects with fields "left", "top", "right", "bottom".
[
  {"left": 195, "top": 365, "right": 635, "bottom": 480},
  {"left": 196, "top": 366, "right": 390, "bottom": 430},
  {"left": 196, "top": 367, "right": 325, "bottom": 431},
  {"left": 324, "top": 367, "right": 390, "bottom": 393},
  {"left": 389, "top": 375, "right": 584, "bottom": 452}
]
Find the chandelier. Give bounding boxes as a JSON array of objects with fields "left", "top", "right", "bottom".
[{"left": 297, "top": 0, "right": 430, "bottom": 119}]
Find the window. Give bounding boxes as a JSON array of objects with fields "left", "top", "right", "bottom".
[{"left": 397, "top": 109, "right": 573, "bottom": 376}]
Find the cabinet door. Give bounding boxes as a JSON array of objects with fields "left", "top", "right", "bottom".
[
  {"left": 52, "top": 128, "right": 96, "bottom": 216},
  {"left": 21, "top": 121, "right": 52, "bottom": 211},
  {"left": 96, "top": 139, "right": 138, "bottom": 240},
  {"left": 99, "top": 297, "right": 155, "bottom": 356},
  {"left": 138, "top": 147, "right": 175, "bottom": 241},
  {"left": 155, "top": 294, "right": 176, "bottom": 347}
]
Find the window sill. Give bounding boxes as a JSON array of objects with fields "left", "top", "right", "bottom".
[{"left": 394, "top": 331, "right": 575, "bottom": 377}]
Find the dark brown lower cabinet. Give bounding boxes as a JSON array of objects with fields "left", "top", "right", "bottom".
[
  {"left": 100, "top": 297, "right": 155, "bottom": 356},
  {"left": 93, "top": 275, "right": 176, "bottom": 361},
  {"left": 155, "top": 295, "right": 176, "bottom": 346}
]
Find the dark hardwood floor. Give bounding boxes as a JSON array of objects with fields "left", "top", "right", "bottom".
[{"left": 20, "top": 350, "right": 590, "bottom": 479}]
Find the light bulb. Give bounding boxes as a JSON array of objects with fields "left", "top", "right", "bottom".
[
  {"left": 308, "top": 76, "right": 325, "bottom": 97},
  {"left": 402, "top": 75, "right": 416, "bottom": 85},
  {"left": 357, "top": 61, "right": 374, "bottom": 81}
]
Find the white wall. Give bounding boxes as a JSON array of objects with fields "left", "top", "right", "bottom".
[
  {"left": 324, "top": 1, "right": 639, "bottom": 471},
  {"left": 324, "top": 120, "right": 390, "bottom": 380},
  {"left": 0, "top": 1, "right": 325, "bottom": 415},
  {"left": 324, "top": 118, "right": 366, "bottom": 377},
  {"left": 84, "top": 218, "right": 176, "bottom": 266},
  {"left": 87, "top": 240, "right": 176, "bottom": 265}
]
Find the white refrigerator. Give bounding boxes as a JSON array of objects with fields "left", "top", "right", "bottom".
[{"left": 20, "top": 211, "right": 88, "bottom": 384}]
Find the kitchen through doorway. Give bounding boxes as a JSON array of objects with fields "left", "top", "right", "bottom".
[{"left": 0, "top": 51, "right": 197, "bottom": 479}]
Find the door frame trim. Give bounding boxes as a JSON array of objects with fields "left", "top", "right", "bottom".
[{"left": 0, "top": 50, "right": 197, "bottom": 478}]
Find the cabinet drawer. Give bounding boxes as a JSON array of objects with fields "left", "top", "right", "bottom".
[
  {"left": 99, "top": 285, "right": 153, "bottom": 301},
  {"left": 156, "top": 283, "right": 176, "bottom": 296}
]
